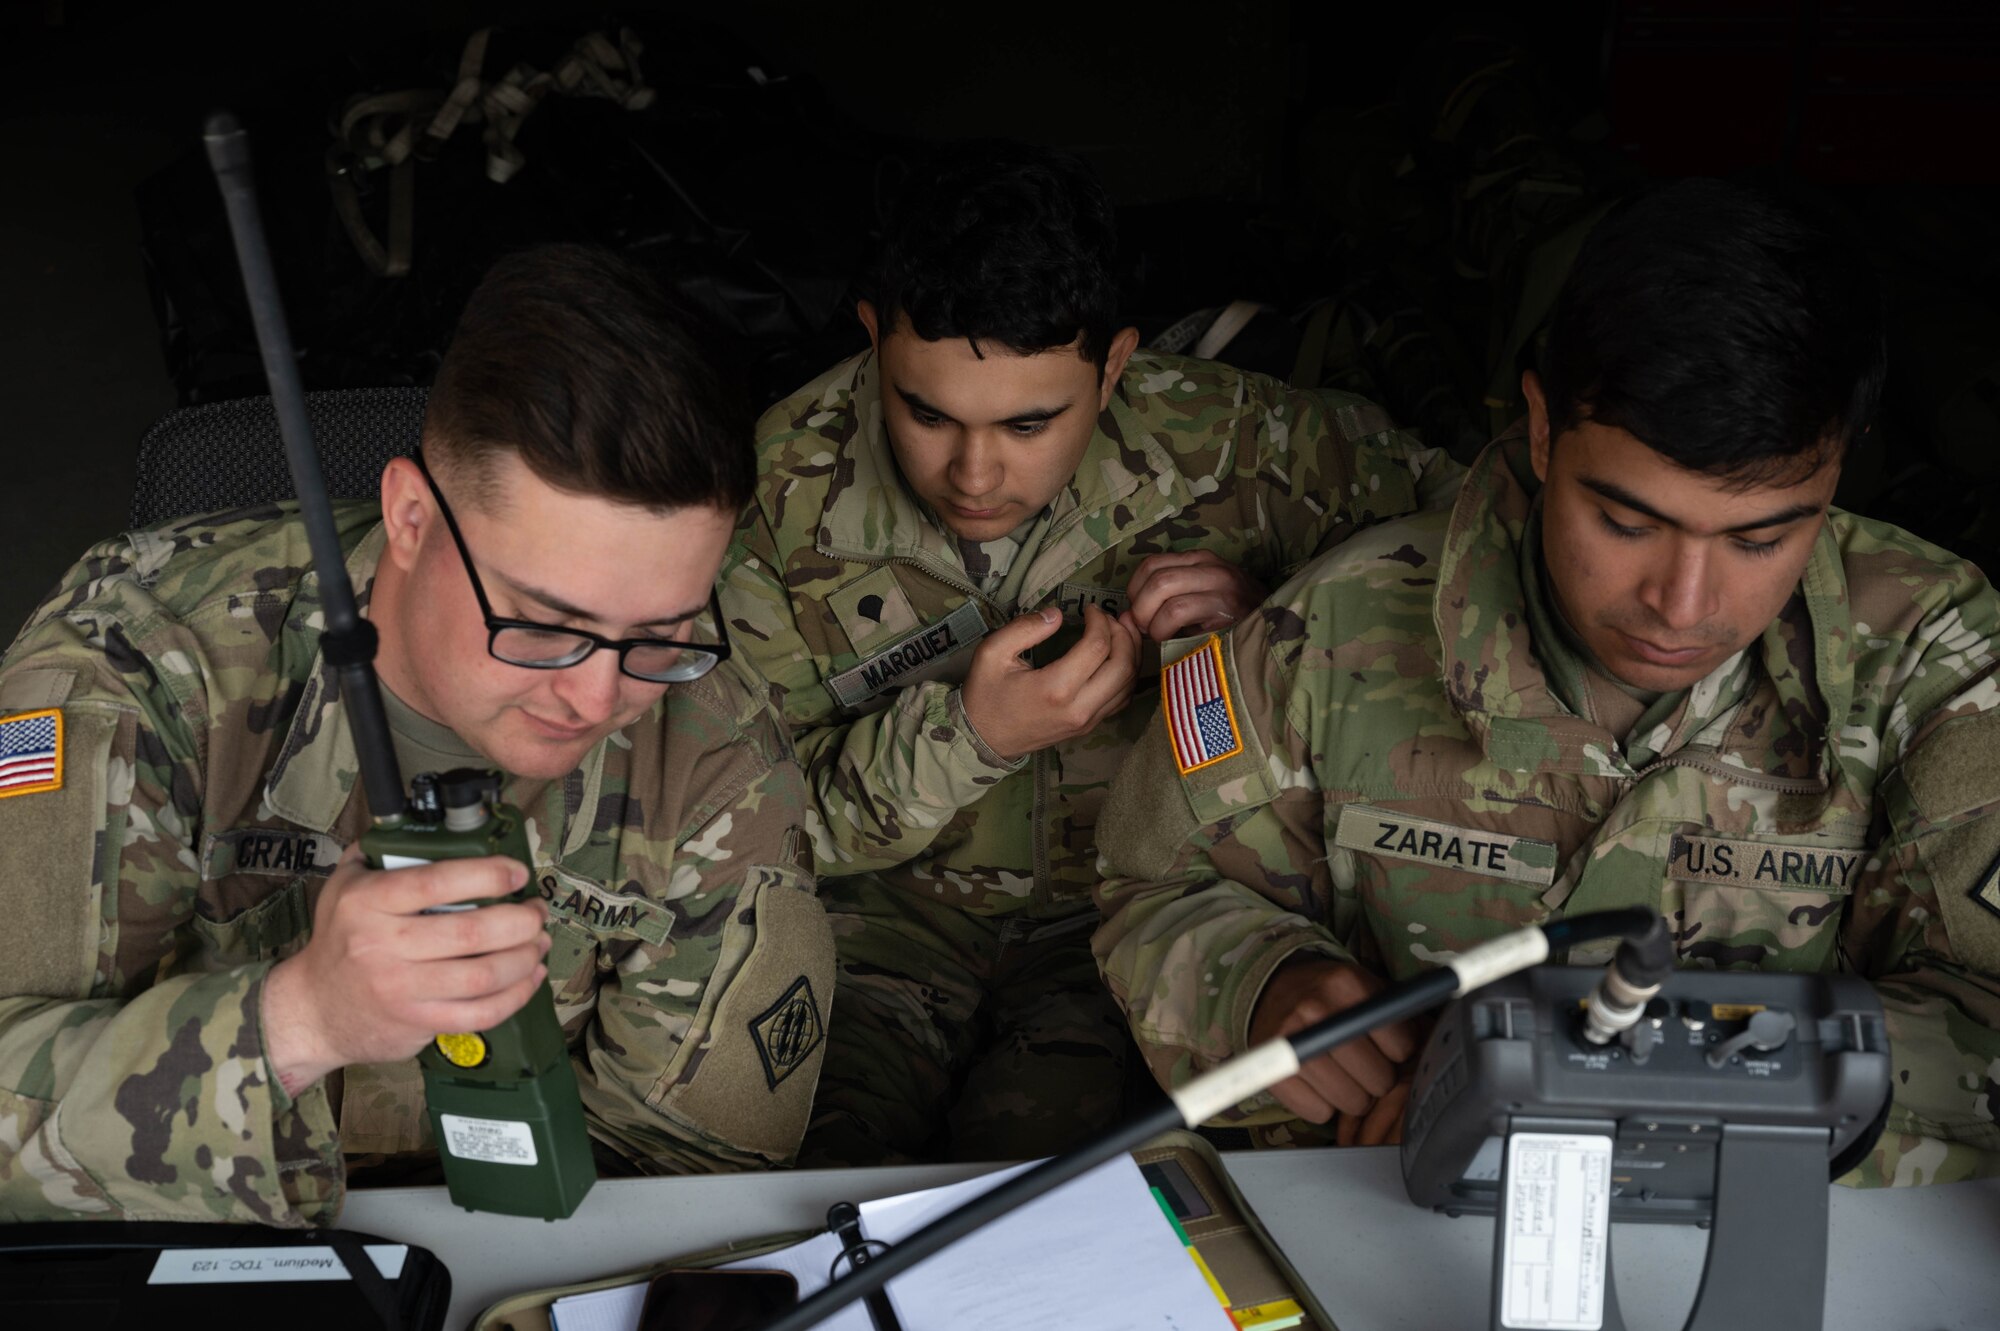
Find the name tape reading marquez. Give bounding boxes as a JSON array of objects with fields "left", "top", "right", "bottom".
[{"left": 827, "top": 601, "right": 988, "bottom": 708}]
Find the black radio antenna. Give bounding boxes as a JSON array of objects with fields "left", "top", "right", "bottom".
[{"left": 203, "top": 111, "right": 407, "bottom": 822}]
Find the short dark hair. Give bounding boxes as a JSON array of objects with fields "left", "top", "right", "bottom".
[
  {"left": 423, "top": 244, "right": 753, "bottom": 512},
  {"left": 867, "top": 140, "right": 1121, "bottom": 366},
  {"left": 1539, "top": 178, "right": 1885, "bottom": 484}
]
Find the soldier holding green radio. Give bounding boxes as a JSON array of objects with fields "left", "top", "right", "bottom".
[{"left": 0, "top": 246, "right": 833, "bottom": 1225}]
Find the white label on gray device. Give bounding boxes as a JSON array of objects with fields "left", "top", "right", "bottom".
[
  {"left": 147, "top": 1244, "right": 408, "bottom": 1284},
  {"left": 1500, "top": 1132, "right": 1611, "bottom": 1330}
]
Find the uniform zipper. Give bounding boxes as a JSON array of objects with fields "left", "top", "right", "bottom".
[
  {"left": 1031, "top": 748, "right": 1051, "bottom": 901},
  {"left": 1542, "top": 749, "right": 1828, "bottom": 920},
  {"left": 846, "top": 548, "right": 1058, "bottom": 900},
  {"left": 1629, "top": 749, "right": 1826, "bottom": 795}
]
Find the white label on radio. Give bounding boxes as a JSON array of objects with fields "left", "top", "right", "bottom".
[{"left": 440, "top": 1112, "right": 538, "bottom": 1166}]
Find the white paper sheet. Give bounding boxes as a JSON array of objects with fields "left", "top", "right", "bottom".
[
  {"left": 858, "top": 1154, "right": 1236, "bottom": 1331},
  {"left": 551, "top": 1154, "right": 1234, "bottom": 1331}
]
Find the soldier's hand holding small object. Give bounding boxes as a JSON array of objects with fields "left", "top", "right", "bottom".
[
  {"left": 260, "top": 843, "right": 551, "bottom": 1095},
  {"left": 959, "top": 604, "right": 1142, "bottom": 760},
  {"left": 1248, "top": 956, "right": 1418, "bottom": 1125},
  {"left": 1125, "top": 549, "right": 1267, "bottom": 642}
]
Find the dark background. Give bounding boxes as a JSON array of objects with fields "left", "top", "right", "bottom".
[{"left": 2, "top": 0, "right": 1997, "bottom": 637}]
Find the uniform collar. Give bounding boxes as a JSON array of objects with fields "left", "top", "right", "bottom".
[
  {"left": 1433, "top": 429, "right": 1851, "bottom": 782},
  {"left": 265, "top": 521, "right": 611, "bottom": 847},
  {"left": 816, "top": 349, "right": 1194, "bottom": 605}
]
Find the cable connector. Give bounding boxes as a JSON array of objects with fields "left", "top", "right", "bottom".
[{"left": 1580, "top": 914, "right": 1673, "bottom": 1045}]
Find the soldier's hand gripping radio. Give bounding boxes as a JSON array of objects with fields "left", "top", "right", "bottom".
[
  {"left": 205, "top": 112, "right": 595, "bottom": 1220},
  {"left": 370, "top": 770, "right": 596, "bottom": 1220}
]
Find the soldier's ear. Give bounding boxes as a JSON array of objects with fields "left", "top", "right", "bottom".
[
  {"left": 378, "top": 456, "right": 434, "bottom": 573},
  {"left": 1522, "top": 370, "right": 1553, "bottom": 483},
  {"left": 1098, "top": 326, "right": 1142, "bottom": 408},
  {"left": 857, "top": 299, "right": 881, "bottom": 352}
]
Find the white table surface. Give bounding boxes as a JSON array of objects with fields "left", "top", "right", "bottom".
[{"left": 341, "top": 1147, "right": 2000, "bottom": 1331}]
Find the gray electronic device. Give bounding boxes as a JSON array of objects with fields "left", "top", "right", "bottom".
[{"left": 1401, "top": 965, "right": 1891, "bottom": 1331}]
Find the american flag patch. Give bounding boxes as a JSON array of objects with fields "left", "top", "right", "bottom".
[
  {"left": 1162, "top": 636, "right": 1242, "bottom": 776},
  {"left": 0, "top": 708, "right": 63, "bottom": 798}
]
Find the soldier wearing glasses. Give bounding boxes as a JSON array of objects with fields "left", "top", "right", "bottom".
[{"left": 0, "top": 246, "right": 833, "bottom": 1226}]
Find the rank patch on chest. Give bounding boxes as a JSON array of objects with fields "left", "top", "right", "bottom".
[
  {"left": 1162, "top": 635, "right": 1241, "bottom": 775},
  {"left": 1667, "top": 834, "right": 1860, "bottom": 894},
  {"left": 0, "top": 708, "right": 62, "bottom": 799},
  {"left": 1334, "top": 805, "right": 1558, "bottom": 886},
  {"left": 826, "top": 600, "right": 988, "bottom": 709},
  {"left": 828, "top": 568, "right": 923, "bottom": 654},
  {"left": 749, "top": 975, "right": 825, "bottom": 1091}
]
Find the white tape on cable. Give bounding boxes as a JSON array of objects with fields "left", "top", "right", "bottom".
[
  {"left": 1170, "top": 1040, "right": 1302, "bottom": 1126},
  {"left": 1449, "top": 929, "right": 1551, "bottom": 995}
]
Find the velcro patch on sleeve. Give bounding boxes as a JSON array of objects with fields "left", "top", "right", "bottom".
[
  {"left": 1902, "top": 707, "right": 2000, "bottom": 825},
  {"left": 0, "top": 708, "right": 63, "bottom": 798},
  {"left": 1971, "top": 858, "right": 2000, "bottom": 924},
  {"left": 1162, "top": 635, "right": 1242, "bottom": 775},
  {"left": 1934, "top": 837, "right": 2000, "bottom": 976},
  {"left": 0, "top": 706, "right": 121, "bottom": 1000}
]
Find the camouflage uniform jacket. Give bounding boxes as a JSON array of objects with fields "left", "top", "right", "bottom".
[
  {"left": 1096, "top": 431, "right": 2000, "bottom": 1185},
  {"left": 0, "top": 503, "right": 832, "bottom": 1227},
  {"left": 721, "top": 348, "right": 1462, "bottom": 917}
]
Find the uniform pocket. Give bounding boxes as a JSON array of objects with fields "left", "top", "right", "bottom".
[
  {"left": 646, "top": 862, "right": 834, "bottom": 1163},
  {"left": 538, "top": 867, "right": 670, "bottom": 1032},
  {"left": 187, "top": 877, "right": 313, "bottom": 969},
  {"left": 0, "top": 1085, "right": 116, "bottom": 1218},
  {"left": 1661, "top": 832, "right": 1863, "bottom": 972}
]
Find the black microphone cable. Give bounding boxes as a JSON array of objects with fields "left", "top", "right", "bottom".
[{"left": 755, "top": 907, "right": 1662, "bottom": 1331}]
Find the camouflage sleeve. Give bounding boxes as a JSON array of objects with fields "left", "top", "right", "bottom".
[
  {"left": 719, "top": 505, "right": 1020, "bottom": 876},
  {"left": 1842, "top": 659, "right": 2000, "bottom": 1187},
  {"left": 571, "top": 673, "right": 833, "bottom": 1171},
  {"left": 1091, "top": 602, "right": 1353, "bottom": 1103},
  {"left": 1256, "top": 378, "right": 1465, "bottom": 578},
  {"left": 0, "top": 611, "right": 341, "bottom": 1225}
]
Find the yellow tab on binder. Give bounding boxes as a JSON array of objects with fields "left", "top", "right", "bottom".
[
  {"left": 1234, "top": 1297, "right": 1306, "bottom": 1330},
  {"left": 1185, "top": 1243, "right": 1229, "bottom": 1308}
]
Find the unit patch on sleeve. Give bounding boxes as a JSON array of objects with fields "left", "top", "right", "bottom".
[
  {"left": 749, "top": 975, "right": 825, "bottom": 1091},
  {"left": 1161, "top": 634, "right": 1242, "bottom": 775},
  {"left": 0, "top": 708, "right": 62, "bottom": 798}
]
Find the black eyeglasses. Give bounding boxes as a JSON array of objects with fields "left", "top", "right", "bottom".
[{"left": 412, "top": 449, "right": 732, "bottom": 684}]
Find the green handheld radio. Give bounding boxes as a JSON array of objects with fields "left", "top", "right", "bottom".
[{"left": 204, "top": 113, "right": 596, "bottom": 1220}]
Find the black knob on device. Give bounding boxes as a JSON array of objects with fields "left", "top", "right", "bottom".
[
  {"left": 439, "top": 768, "right": 503, "bottom": 811},
  {"left": 409, "top": 772, "right": 443, "bottom": 822}
]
